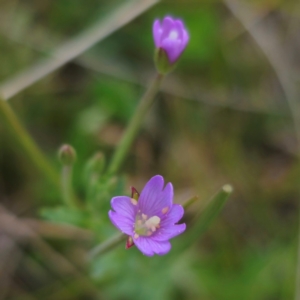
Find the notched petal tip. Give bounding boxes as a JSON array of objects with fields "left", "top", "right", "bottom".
[
  {"left": 150, "top": 174, "right": 165, "bottom": 185},
  {"left": 138, "top": 175, "right": 175, "bottom": 217},
  {"left": 163, "top": 181, "right": 173, "bottom": 197},
  {"left": 162, "top": 15, "right": 175, "bottom": 25},
  {"left": 168, "top": 204, "right": 184, "bottom": 223},
  {"left": 139, "top": 174, "right": 164, "bottom": 200}
]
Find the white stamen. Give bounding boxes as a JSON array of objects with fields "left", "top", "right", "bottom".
[
  {"left": 130, "top": 198, "right": 138, "bottom": 205},
  {"left": 134, "top": 214, "right": 161, "bottom": 237}
]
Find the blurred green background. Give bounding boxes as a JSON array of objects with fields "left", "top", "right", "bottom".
[{"left": 0, "top": 0, "right": 300, "bottom": 299}]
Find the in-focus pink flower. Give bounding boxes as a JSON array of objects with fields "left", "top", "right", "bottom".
[
  {"left": 109, "top": 175, "right": 186, "bottom": 256},
  {"left": 153, "top": 16, "right": 189, "bottom": 63}
]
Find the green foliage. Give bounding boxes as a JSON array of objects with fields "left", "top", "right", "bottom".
[
  {"left": 0, "top": 0, "right": 298, "bottom": 299},
  {"left": 91, "top": 78, "right": 138, "bottom": 122}
]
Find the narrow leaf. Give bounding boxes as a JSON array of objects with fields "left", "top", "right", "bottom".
[{"left": 175, "top": 184, "right": 233, "bottom": 253}]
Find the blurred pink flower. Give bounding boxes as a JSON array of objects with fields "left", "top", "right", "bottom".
[{"left": 153, "top": 16, "right": 189, "bottom": 63}]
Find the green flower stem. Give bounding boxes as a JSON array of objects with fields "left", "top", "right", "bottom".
[
  {"left": 0, "top": 98, "right": 60, "bottom": 188},
  {"left": 106, "top": 73, "right": 165, "bottom": 176},
  {"left": 87, "top": 232, "right": 127, "bottom": 260},
  {"left": 61, "top": 165, "right": 79, "bottom": 209}
]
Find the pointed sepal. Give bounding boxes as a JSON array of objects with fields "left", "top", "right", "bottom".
[
  {"left": 125, "top": 236, "right": 135, "bottom": 249},
  {"left": 131, "top": 186, "right": 140, "bottom": 201}
]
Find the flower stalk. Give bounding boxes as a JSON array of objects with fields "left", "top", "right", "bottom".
[
  {"left": 87, "top": 232, "right": 127, "bottom": 261},
  {"left": 61, "top": 165, "right": 75, "bottom": 208},
  {"left": 0, "top": 98, "right": 60, "bottom": 188},
  {"left": 58, "top": 144, "right": 80, "bottom": 209},
  {"left": 106, "top": 73, "right": 164, "bottom": 176}
]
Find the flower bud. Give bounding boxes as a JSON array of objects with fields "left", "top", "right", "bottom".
[
  {"left": 58, "top": 144, "right": 76, "bottom": 166},
  {"left": 153, "top": 16, "right": 189, "bottom": 74}
]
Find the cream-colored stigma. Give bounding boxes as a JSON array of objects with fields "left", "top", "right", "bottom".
[
  {"left": 145, "top": 216, "right": 160, "bottom": 229},
  {"left": 134, "top": 214, "right": 161, "bottom": 237}
]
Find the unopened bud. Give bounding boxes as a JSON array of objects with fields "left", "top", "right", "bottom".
[
  {"left": 153, "top": 16, "right": 189, "bottom": 74},
  {"left": 58, "top": 144, "right": 76, "bottom": 166}
]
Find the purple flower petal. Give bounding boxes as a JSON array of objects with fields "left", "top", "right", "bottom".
[
  {"left": 152, "top": 223, "right": 186, "bottom": 242},
  {"left": 138, "top": 175, "right": 173, "bottom": 217},
  {"left": 161, "top": 38, "right": 182, "bottom": 63},
  {"left": 162, "top": 204, "right": 184, "bottom": 224},
  {"left": 111, "top": 196, "right": 137, "bottom": 217},
  {"left": 161, "top": 16, "right": 174, "bottom": 41},
  {"left": 153, "top": 182, "right": 173, "bottom": 218},
  {"left": 153, "top": 19, "right": 162, "bottom": 47},
  {"left": 181, "top": 30, "right": 189, "bottom": 52},
  {"left": 174, "top": 20, "right": 184, "bottom": 40},
  {"left": 108, "top": 211, "right": 134, "bottom": 235},
  {"left": 134, "top": 236, "right": 171, "bottom": 256}
]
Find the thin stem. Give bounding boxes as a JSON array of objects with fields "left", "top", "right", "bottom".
[
  {"left": 106, "top": 73, "right": 165, "bottom": 176},
  {"left": 61, "top": 166, "right": 78, "bottom": 208},
  {"left": 182, "top": 195, "right": 198, "bottom": 210},
  {"left": 87, "top": 233, "right": 127, "bottom": 260},
  {"left": 0, "top": 98, "right": 60, "bottom": 188}
]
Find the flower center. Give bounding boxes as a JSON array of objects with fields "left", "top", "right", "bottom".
[
  {"left": 134, "top": 213, "right": 161, "bottom": 238},
  {"left": 169, "top": 30, "right": 179, "bottom": 40}
]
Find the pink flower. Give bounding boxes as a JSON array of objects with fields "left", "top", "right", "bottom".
[
  {"left": 153, "top": 16, "right": 189, "bottom": 63},
  {"left": 109, "top": 175, "right": 186, "bottom": 256}
]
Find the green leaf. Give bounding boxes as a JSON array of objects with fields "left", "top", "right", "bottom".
[
  {"left": 175, "top": 184, "right": 233, "bottom": 254},
  {"left": 40, "top": 206, "right": 87, "bottom": 227}
]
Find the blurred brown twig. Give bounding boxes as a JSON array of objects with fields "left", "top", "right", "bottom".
[{"left": 0, "top": 0, "right": 159, "bottom": 100}]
